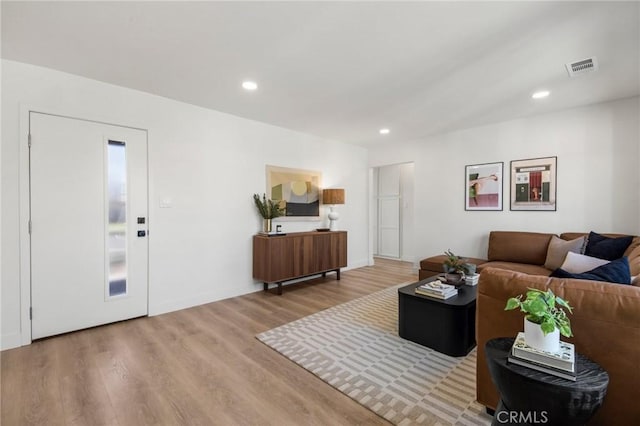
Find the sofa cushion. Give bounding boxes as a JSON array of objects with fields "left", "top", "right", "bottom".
[
  {"left": 488, "top": 231, "right": 554, "bottom": 265},
  {"left": 550, "top": 257, "right": 631, "bottom": 285},
  {"left": 544, "top": 235, "right": 586, "bottom": 270},
  {"left": 560, "top": 232, "right": 630, "bottom": 241},
  {"left": 477, "top": 261, "right": 551, "bottom": 276},
  {"left": 585, "top": 231, "right": 633, "bottom": 261},
  {"left": 419, "top": 254, "right": 487, "bottom": 272},
  {"left": 560, "top": 252, "right": 609, "bottom": 274}
]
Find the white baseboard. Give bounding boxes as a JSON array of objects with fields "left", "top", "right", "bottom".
[
  {"left": 401, "top": 254, "right": 416, "bottom": 263},
  {"left": 1, "top": 332, "right": 24, "bottom": 351},
  {"left": 346, "top": 259, "right": 369, "bottom": 270},
  {"left": 149, "top": 290, "right": 239, "bottom": 317}
]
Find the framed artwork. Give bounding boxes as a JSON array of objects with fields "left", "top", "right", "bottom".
[
  {"left": 465, "top": 162, "right": 503, "bottom": 211},
  {"left": 510, "top": 156, "right": 557, "bottom": 211},
  {"left": 266, "top": 165, "right": 321, "bottom": 219}
]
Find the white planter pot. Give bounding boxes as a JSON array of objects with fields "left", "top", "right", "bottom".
[{"left": 524, "top": 318, "right": 560, "bottom": 353}]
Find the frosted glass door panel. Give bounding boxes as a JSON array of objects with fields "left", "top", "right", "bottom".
[{"left": 108, "top": 141, "right": 127, "bottom": 297}]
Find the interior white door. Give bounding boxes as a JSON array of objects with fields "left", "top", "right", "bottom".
[
  {"left": 378, "top": 197, "right": 400, "bottom": 257},
  {"left": 30, "top": 112, "right": 148, "bottom": 339},
  {"left": 377, "top": 165, "right": 401, "bottom": 258}
]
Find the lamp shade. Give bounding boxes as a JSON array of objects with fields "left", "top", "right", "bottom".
[{"left": 323, "top": 188, "right": 345, "bottom": 205}]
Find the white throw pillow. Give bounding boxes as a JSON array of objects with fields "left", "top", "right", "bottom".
[{"left": 560, "top": 251, "right": 610, "bottom": 274}]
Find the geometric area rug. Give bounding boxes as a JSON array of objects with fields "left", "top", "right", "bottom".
[{"left": 256, "top": 284, "right": 492, "bottom": 426}]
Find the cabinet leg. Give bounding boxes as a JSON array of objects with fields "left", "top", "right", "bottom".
[
  {"left": 336, "top": 269, "right": 341, "bottom": 280},
  {"left": 263, "top": 282, "right": 268, "bottom": 292},
  {"left": 277, "top": 283, "right": 283, "bottom": 295}
]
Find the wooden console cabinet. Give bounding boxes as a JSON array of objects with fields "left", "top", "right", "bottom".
[{"left": 253, "top": 231, "right": 347, "bottom": 295}]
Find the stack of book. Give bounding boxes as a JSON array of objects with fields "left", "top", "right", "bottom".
[
  {"left": 508, "top": 332, "right": 576, "bottom": 381},
  {"left": 415, "top": 280, "right": 458, "bottom": 299},
  {"left": 465, "top": 273, "right": 479, "bottom": 286}
]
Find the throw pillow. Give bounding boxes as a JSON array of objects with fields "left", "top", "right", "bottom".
[
  {"left": 544, "top": 236, "right": 586, "bottom": 270},
  {"left": 551, "top": 257, "right": 631, "bottom": 285},
  {"left": 559, "top": 252, "right": 609, "bottom": 274},
  {"left": 584, "top": 231, "right": 633, "bottom": 261}
]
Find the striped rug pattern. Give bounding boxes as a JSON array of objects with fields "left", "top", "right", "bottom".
[{"left": 257, "top": 284, "right": 492, "bottom": 425}]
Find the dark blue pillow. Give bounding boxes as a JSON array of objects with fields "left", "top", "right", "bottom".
[
  {"left": 584, "top": 231, "right": 633, "bottom": 261},
  {"left": 551, "top": 257, "right": 631, "bottom": 285}
]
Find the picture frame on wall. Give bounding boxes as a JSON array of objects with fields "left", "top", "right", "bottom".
[
  {"left": 266, "top": 165, "right": 322, "bottom": 220},
  {"left": 510, "top": 156, "right": 557, "bottom": 211},
  {"left": 465, "top": 162, "right": 504, "bottom": 211}
]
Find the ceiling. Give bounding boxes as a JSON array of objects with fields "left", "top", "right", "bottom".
[{"left": 2, "top": 1, "right": 639, "bottom": 147}]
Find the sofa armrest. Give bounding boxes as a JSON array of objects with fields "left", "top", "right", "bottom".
[
  {"left": 476, "top": 267, "right": 640, "bottom": 425},
  {"left": 476, "top": 269, "right": 545, "bottom": 412}
]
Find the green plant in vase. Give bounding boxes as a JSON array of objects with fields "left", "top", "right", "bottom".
[
  {"left": 253, "top": 193, "right": 283, "bottom": 232},
  {"left": 505, "top": 288, "right": 573, "bottom": 352},
  {"left": 443, "top": 249, "right": 466, "bottom": 274},
  {"left": 505, "top": 288, "right": 573, "bottom": 336}
]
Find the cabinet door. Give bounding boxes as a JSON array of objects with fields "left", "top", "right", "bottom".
[
  {"left": 293, "top": 235, "right": 314, "bottom": 277},
  {"left": 334, "top": 232, "right": 348, "bottom": 268},
  {"left": 312, "top": 234, "right": 333, "bottom": 272},
  {"left": 312, "top": 233, "right": 347, "bottom": 272},
  {"left": 253, "top": 236, "right": 293, "bottom": 282}
]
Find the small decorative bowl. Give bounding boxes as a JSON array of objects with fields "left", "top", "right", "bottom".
[{"left": 444, "top": 273, "right": 466, "bottom": 287}]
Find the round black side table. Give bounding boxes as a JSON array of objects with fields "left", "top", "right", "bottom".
[{"left": 485, "top": 338, "right": 609, "bottom": 426}]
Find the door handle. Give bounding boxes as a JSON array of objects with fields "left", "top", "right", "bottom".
[{"left": 137, "top": 230, "right": 146, "bottom": 237}]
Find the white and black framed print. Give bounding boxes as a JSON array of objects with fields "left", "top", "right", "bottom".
[
  {"left": 510, "top": 156, "right": 557, "bottom": 211},
  {"left": 465, "top": 162, "right": 503, "bottom": 211}
]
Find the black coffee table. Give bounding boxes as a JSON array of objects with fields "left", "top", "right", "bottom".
[
  {"left": 398, "top": 278, "right": 477, "bottom": 357},
  {"left": 485, "top": 338, "right": 609, "bottom": 426}
]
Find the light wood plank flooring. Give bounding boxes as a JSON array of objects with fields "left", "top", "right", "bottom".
[{"left": 1, "top": 258, "right": 416, "bottom": 426}]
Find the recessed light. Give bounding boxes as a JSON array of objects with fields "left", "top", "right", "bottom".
[
  {"left": 242, "top": 81, "right": 258, "bottom": 91},
  {"left": 379, "top": 128, "right": 390, "bottom": 135},
  {"left": 531, "top": 90, "right": 550, "bottom": 99}
]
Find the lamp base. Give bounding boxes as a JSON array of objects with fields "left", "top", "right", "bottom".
[{"left": 328, "top": 206, "right": 340, "bottom": 231}]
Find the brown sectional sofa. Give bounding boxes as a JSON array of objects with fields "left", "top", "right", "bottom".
[{"left": 419, "top": 231, "right": 640, "bottom": 425}]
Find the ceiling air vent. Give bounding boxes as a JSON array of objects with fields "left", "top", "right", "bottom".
[{"left": 565, "top": 57, "right": 598, "bottom": 77}]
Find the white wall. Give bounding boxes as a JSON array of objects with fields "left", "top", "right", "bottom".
[
  {"left": 369, "top": 96, "right": 640, "bottom": 263},
  {"left": 1, "top": 60, "right": 370, "bottom": 349}
]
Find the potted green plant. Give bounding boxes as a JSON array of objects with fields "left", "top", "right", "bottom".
[
  {"left": 443, "top": 249, "right": 464, "bottom": 273},
  {"left": 253, "top": 193, "right": 283, "bottom": 232},
  {"left": 443, "top": 250, "right": 475, "bottom": 283},
  {"left": 505, "top": 288, "right": 573, "bottom": 352}
]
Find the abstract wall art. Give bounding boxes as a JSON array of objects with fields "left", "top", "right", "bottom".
[
  {"left": 465, "top": 162, "right": 503, "bottom": 211},
  {"left": 510, "top": 156, "right": 557, "bottom": 211},
  {"left": 266, "top": 165, "right": 321, "bottom": 219}
]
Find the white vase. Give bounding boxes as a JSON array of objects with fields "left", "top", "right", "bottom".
[{"left": 524, "top": 318, "right": 560, "bottom": 353}]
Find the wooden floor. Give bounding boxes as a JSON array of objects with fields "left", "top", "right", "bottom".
[{"left": 1, "top": 258, "right": 416, "bottom": 426}]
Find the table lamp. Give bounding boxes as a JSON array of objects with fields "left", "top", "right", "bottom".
[{"left": 323, "top": 188, "right": 345, "bottom": 231}]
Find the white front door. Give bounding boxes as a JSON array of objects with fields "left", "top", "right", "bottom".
[{"left": 30, "top": 112, "right": 148, "bottom": 339}]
